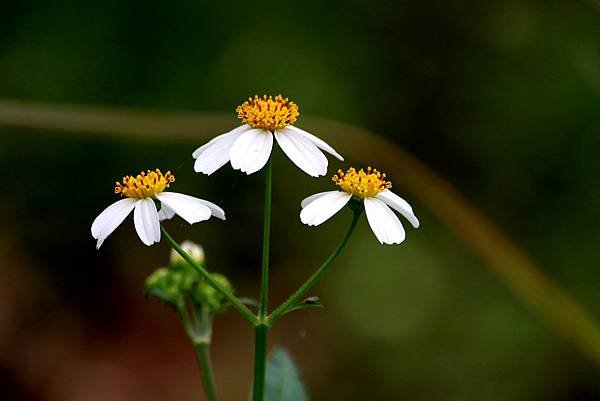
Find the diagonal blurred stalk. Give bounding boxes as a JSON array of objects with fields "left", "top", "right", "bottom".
[{"left": 2, "top": 98, "right": 600, "bottom": 367}]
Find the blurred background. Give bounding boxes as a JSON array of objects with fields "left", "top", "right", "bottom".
[{"left": 1, "top": 0, "right": 600, "bottom": 400}]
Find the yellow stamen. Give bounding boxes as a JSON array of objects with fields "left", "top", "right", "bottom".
[
  {"left": 333, "top": 167, "right": 392, "bottom": 198},
  {"left": 115, "top": 169, "right": 175, "bottom": 199},
  {"left": 236, "top": 95, "right": 299, "bottom": 130}
]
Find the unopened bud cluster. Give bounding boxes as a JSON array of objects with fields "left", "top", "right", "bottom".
[{"left": 145, "top": 240, "right": 232, "bottom": 314}]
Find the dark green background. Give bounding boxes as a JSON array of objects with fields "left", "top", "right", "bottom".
[{"left": 1, "top": 1, "right": 600, "bottom": 400}]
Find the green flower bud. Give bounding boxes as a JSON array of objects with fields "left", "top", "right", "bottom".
[
  {"left": 145, "top": 267, "right": 184, "bottom": 306},
  {"left": 191, "top": 273, "right": 234, "bottom": 314},
  {"left": 147, "top": 243, "right": 234, "bottom": 319},
  {"left": 170, "top": 240, "right": 205, "bottom": 266},
  {"left": 176, "top": 263, "right": 199, "bottom": 292}
]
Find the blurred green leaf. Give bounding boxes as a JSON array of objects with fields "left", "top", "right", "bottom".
[{"left": 265, "top": 348, "right": 309, "bottom": 401}]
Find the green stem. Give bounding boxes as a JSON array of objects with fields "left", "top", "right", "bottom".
[
  {"left": 252, "top": 157, "right": 273, "bottom": 401},
  {"left": 251, "top": 324, "right": 269, "bottom": 401},
  {"left": 258, "top": 157, "right": 272, "bottom": 318},
  {"left": 195, "top": 342, "right": 219, "bottom": 401},
  {"left": 162, "top": 226, "right": 258, "bottom": 325},
  {"left": 178, "top": 304, "right": 218, "bottom": 401},
  {"left": 268, "top": 210, "right": 362, "bottom": 325},
  {"left": 177, "top": 302, "right": 197, "bottom": 339}
]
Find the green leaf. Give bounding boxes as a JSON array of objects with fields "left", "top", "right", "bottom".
[
  {"left": 265, "top": 347, "right": 309, "bottom": 401},
  {"left": 283, "top": 296, "right": 324, "bottom": 316}
]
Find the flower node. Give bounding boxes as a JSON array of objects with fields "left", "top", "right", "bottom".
[
  {"left": 236, "top": 95, "right": 299, "bottom": 130},
  {"left": 333, "top": 166, "right": 392, "bottom": 198},
  {"left": 115, "top": 169, "right": 175, "bottom": 199}
]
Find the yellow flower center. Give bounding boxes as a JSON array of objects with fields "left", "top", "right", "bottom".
[
  {"left": 236, "top": 95, "right": 299, "bottom": 130},
  {"left": 115, "top": 169, "right": 175, "bottom": 199},
  {"left": 333, "top": 167, "right": 392, "bottom": 198}
]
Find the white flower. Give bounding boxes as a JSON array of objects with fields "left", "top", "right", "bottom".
[
  {"left": 91, "top": 169, "right": 225, "bottom": 249},
  {"left": 193, "top": 95, "right": 343, "bottom": 177},
  {"left": 300, "top": 167, "right": 419, "bottom": 245}
]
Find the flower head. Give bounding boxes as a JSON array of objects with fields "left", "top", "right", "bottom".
[
  {"left": 91, "top": 169, "right": 225, "bottom": 249},
  {"left": 193, "top": 94, "right": 343, "bottom": 177},
  {"left": 300, "top": 166, "right": 419, "bottom": 245},
  {"left": 236, "top": 95, "right": 299, "bottom": 130},
  {"left": 115, "top": 169, "right": 175, "bottom": 198},
  {"left": 332, "top": 167, "right": 392, "bottom": 198}
]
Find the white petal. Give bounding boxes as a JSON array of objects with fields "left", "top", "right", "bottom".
[
  {"left": 193, "top": 125, "right": 250, "bottom": 175},
  {"left": 156, "top": 192, "right": 212, "bottom": 224},
  {"left": 157, "top": 204, "right": 176, "bottom": 221},
  {"left": 196, "top": 199, "right": 226, "bottom": 220},
  {"left": 134, "top": 199, "right": 161, "bottom": 246},
  {"left": 300, "top": 191, "right": 352, "bottom": 226},
  {"left": 300, "top": 190, "right": 342, "bottom": 208},
  {"left": 192, "top": 124, "right": 250, "bottom": 158},
  {"left": 229, "top": 128, "right": 274, "bottom": 175},
  {"left": 376, "top": 189, "right": 419, "bottom": 228},
  {"left": 91, "top": 198, "right": 139, "bottom": 249},
  {"left": 364, "top": 197, "right": 405, "bottom": 245},
  {"left": 286, "top": 125, "right": 344, "bottom": 161},
  {"left": 275, "top": 127, "right": 328, "bottom": 177}
]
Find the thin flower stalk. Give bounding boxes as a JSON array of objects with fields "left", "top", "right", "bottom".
[{"left": 269, "top": 209, "right": 362, "bottom": 325}]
